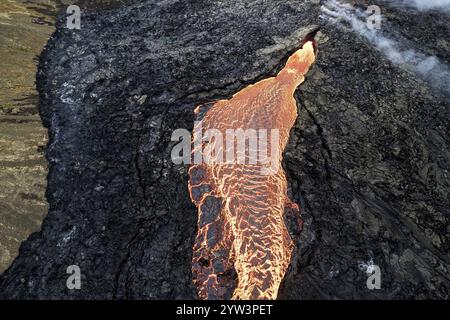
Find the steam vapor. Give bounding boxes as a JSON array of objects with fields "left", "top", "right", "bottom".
[
  {"left": 321, "top": 0, "right": 450, "bottom": 97},
  {"left": 391, "top": 0, "right": 450, "bottom": 12}
]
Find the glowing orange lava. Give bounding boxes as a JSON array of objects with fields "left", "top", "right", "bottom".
[{"left": 189, "top": 39, "right": 317, "bottom": 300}]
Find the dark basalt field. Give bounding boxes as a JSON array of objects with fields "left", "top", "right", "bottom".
[{"left": 0, "top": 0, "right": 448, "bottom": 299}]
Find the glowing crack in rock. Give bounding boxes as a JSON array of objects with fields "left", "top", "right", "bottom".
[{"left": 188, "top": 34, "right": 317, "bottom": 300}]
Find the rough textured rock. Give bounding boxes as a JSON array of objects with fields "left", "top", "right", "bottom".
[{"left": 0, "top": 0, "right": 449, "bottom": 299}]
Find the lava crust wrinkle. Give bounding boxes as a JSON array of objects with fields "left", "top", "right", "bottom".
[{"left": 188, "top": 40, "right": 317, "bottom": 300}]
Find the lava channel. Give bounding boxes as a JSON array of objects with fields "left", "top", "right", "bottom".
[{"left": 188, "top": 33, "right": 317, "bottom": 300}]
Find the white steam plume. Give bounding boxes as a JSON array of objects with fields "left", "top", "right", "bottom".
[
  {"left": 391, "top": 0, "right": 450, "bottom": 12},
  {"left": 321, "top": 0, "right": 450, "bottom": 97}
]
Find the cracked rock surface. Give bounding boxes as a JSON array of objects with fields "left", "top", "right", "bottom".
[{"left": 0, "top": 0, "right": 449, "bottom": 299}]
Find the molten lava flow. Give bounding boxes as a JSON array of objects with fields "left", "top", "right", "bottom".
[{"left": 188, "top": 38, "right": 317, "bottom": 300}]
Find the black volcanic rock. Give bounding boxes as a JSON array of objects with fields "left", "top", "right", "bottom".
[{"left": 1, "top": 0, "right": 449, "bottom": 299}]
